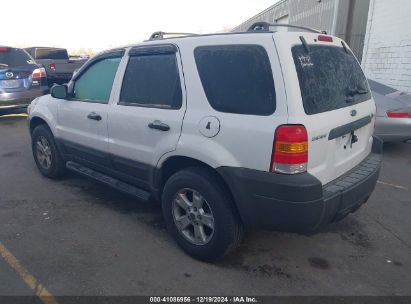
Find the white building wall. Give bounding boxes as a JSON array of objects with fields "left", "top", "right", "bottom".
[{"left": 362, "top": 0, "right": 411, "bottom": 93}]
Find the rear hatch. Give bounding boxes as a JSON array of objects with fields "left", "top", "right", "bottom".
[
  {"left": 274, "top": 33, "right": 376, "bottom": 185},
  {"left": 0, "top": 47, "right": 39, "bottom": 92}
]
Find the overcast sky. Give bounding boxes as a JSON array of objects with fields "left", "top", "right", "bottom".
[{"left": 3, "top": 0, "right": 275, "bottom": 53}]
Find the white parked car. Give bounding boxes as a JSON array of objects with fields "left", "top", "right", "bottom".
[{"left": 28, "top": 23, "right": 382, "bottom": 261}]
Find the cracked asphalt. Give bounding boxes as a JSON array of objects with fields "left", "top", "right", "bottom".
[{"left": 0, "top": 114, "right": 410, "bottom": 297}]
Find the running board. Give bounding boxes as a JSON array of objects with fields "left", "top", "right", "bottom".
[{"left": 66, "top": 161, "right": 151, "bottom": 201}]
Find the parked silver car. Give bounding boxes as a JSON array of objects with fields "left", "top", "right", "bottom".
[{"left": 369, "top": 80, "right": 411, "bottom": 142}]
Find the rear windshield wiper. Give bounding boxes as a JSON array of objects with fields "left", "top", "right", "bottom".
[
  {"left": 354, "top": 89, "right": 369, "bottom": 95},
  {"left": 346, "top": 88, "right": 369, "bottom": 103}
]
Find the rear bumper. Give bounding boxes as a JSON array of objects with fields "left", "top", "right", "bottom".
[
  {"left": 218, "top": 137, "right": 383, "bottom": 232},
  {"left": 0, "top": 87, "right": 49, "bottom": 109}
]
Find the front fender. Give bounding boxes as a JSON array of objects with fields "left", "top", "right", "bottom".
[{"left": 29, "top": 95, "right": 59, "bottom": 136}]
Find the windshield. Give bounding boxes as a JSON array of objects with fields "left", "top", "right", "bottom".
[
  {"left": 0, "top": 48, "right": 33, "bottom": 67},
  {"left": 292, "top": 45, "right": 371, "bottom": 115}
]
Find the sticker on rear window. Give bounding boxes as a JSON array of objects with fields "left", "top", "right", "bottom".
[{"left": 298, "top": 55, "right": 313, "bottom": 68}]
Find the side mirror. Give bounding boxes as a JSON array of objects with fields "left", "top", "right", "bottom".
[{"left": 51, "top": 84, "right": 68, "bottom": 99}]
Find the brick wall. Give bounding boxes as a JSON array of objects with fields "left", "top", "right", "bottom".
[{"left": 362, "top": 0, "right": 411, "bottom": 93}]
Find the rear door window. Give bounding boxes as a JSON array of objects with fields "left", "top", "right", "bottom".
[
  {"left": 119, "top": 53, "right": 182, "bottom": 109},
  {"left": 292, "top": 45, "right": 371, "bottom": 115},
  {"left": 194, "top": 45, "right": 276, "bottom": 116}
]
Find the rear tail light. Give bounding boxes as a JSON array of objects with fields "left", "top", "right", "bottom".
[
  {"left": 32, "top": 67, "right": 46, "bottom": 78},
  {"left": 271, "top": 125, "right": 308, "bottom": 174},
  {"left": 0, "top": 47, "right": 10, "bottom": 52},
  {"left": 318, "top": 35, "right": 333, "bottom": 42},
  {"left": 49, "top": 63, "right": 56, "bottom": 70},
  {"left": 386, "top": 110, "right": 411, "bottom": 118}
]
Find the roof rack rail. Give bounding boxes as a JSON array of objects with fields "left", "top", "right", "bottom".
[
  {"left": 247, "top": 22, "right": 327, "bottom": 34},
  {"left": 148, "top": 31, "right": 199, "bottom": 40}
]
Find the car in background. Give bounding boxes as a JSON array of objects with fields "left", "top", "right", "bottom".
[
  {"left": 0, "top": 46, "right": 49, "bottom": 112},
  {"left": 369, "top": 79, "right": 411, "bottom": 142},
  {"left": 24, "top": 47, "right": 87, "bottom": 87}
]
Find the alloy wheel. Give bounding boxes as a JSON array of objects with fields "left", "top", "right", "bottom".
[
  {"left": 36, "top": 136, "right": 52, "bottom": 170},
  {"left": 172, "top": 188, "right": 215, "bottom": 245}
]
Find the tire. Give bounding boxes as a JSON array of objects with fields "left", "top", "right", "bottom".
[
  {"left": 162, "top": 167, "right": 243, "bottom": 262},
  {"left": 31, "top": 124, "right": 66, "bottom": 179}
]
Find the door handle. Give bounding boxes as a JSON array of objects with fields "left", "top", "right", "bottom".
[
  {"left": 148, "top": 120, "right": 170, "bottom": 131},
  {"left": 87, "top": 112, "right": 102, "bottom": 121}
]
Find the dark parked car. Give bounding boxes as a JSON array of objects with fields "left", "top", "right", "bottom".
[
  {"left": 0, "top": 46, "right": 49, "bottom": 112},
  {"left": 24, "top": 47, "right": 87, "bottom": 87}
]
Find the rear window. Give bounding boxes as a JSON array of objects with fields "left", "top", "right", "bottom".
[
  {"left": 0, "top": 48, "right": 33, "bottom": 67},
  {"left": 292, "top": 45, "right": 371, "bottom": 115},
  {"left": 34, "top": 48, "right": 68, "bottom": 60},
  {"left": 194, "top": 45, "right": 276, "bottom": 116}
]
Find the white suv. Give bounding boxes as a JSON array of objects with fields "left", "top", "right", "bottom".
[{"left": 28, "top": 24, "right": 382, "bottom": 261}]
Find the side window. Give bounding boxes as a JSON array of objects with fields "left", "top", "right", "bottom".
[
  {"left": 119, "top": 53, "right": 182, "bottom": 109},
  {"left": 194, "top": 45, "right": 276, "bottom": 116},
  {"left": 73, "top": 57, "right": 121, "bottom": 103}
]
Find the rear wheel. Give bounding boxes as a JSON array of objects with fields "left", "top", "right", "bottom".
[
  {"left": 162, "top": 167, "right": 243, "bottom": 261},
  {"left": 31, "top": 124, "right": 66, "bottom": 178}
]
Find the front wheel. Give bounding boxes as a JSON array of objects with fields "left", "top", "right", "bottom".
[
  {"left": 31, "top": 124, "right": 66, "bottom": 179},
  {"left": 162, "top": 167, "right": 243, "bottom": 262}
]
